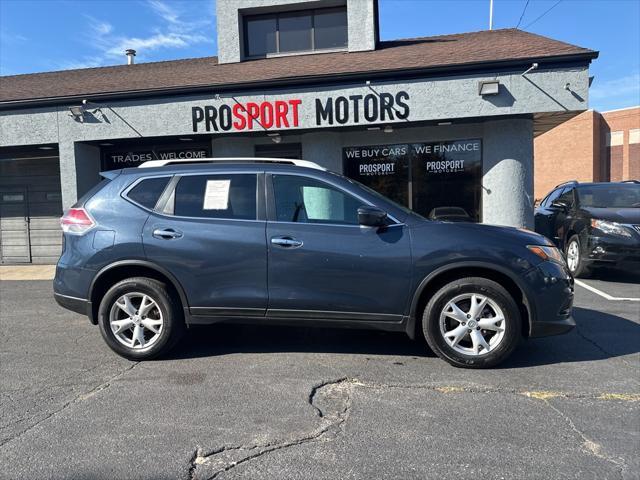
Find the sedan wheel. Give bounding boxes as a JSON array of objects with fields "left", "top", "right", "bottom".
[
  {"left": 439, "top": 293, "right": 506, "bottom": 356},
  {"left": 566, "top": 240, "right": 580, "bottom": 273}
]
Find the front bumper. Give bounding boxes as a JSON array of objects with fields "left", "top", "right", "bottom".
[
  {"left": 584, "top": 234, "right": 640, "bottom": 267},
  {"left": 525, "top": 260, "right": 575, "bottom": 338}
]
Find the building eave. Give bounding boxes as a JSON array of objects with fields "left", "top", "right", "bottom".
[{"left": 0, "top": 52, "right": 598, "bottom": 111}]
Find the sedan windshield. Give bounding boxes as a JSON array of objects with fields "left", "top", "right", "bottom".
[{"left": 577, "top": 184, "right": 640, "bottom": 208}]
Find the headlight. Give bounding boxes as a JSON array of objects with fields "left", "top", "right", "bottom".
[
  {"left": 527, "top": 245, "right": 566, "bottom": 265},
  {"left": 591, "top": 219, "right": 632, "bottom": 238}
]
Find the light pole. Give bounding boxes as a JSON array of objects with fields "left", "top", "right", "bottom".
[{"left": 489, "top": 0, "right": 494, "bottom": 30}]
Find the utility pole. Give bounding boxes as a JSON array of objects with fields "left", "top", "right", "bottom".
[{"left": 489, "top": 0, "right": 494, "bottom": 30}]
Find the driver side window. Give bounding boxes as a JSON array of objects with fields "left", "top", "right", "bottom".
[
  {"left": 557, "top": 187, "right": 574, "bottom": 207},
  {"left": 542, "top": 187, "right": 563, "bottom": 207},
  {"left": 272, "top": 175, "right": 362, "bottom": 225}
]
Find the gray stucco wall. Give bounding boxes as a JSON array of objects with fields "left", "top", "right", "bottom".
[
  {"left": 0, "top": 64, "right": 586, "bottom": 224},
  {"left": 0, "top": 66, "right": 589, "bottom": 148},
  {"left": 216, "top": 0, "right": 376, "bottom": 64}
]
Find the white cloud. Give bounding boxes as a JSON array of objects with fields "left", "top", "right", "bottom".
[
  {"left": 0, "top": 32, "right": 28, "bottom": 45},
  {"left": 105, "top": 32, "right": 207, "bottom": 58},
  {"left": 59, "top": 1, "right": 214, "bottom": 70},
  {"left": 147, "top": 0, "right": 180, "bottom": 24},
  {"left": 590, "top": 72, "right": 640, "bottom": 100}
]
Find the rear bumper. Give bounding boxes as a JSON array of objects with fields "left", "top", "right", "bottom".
[
  {"left": 54, "top": 292, "right": 92, "bottom": 317},
  {"left": 53, "top": 263, "right": 97, "bottom": 323}
]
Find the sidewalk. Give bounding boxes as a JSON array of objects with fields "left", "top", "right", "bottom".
[{"left": 0, "top": 265, "right": 56, "bottom": 281}]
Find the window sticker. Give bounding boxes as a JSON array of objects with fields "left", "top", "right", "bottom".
[{"left": 203, "top": 180, "right": 230, "bottom": 210}]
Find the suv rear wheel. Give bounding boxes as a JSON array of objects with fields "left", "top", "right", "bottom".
[
  {"left": 97, "top": 277, "right": 184, "bottom": 360},
  {"left": 422, "top": 277, "right": 521, "bottom": 368}
]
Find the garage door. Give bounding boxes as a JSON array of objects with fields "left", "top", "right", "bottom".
[{"left": 0, "top": 157, "right": 63, "bottom": 264}]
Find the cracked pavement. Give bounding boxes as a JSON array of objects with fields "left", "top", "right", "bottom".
[{"left": 1, "top": 276, "right": 639, "bottom": 480}]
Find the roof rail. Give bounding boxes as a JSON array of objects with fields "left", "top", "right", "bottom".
[
  {"left": 621, "top": 179, "right": 639, "bottom": 184},
  {"left": 554, "top": 180, "right": 579, "bottom": 189},
  {"left": 138, "top": 157, "right": 325, "bottom": 170}
]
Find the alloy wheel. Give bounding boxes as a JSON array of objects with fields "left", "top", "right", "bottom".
[
  {"left": 566, "top": 240, "right": 580, "bottom": 273},
  {"left": 109, "top": 292, "right": 164, "bottom": 350},
  {"left": 439, "top": 293, "right": 506, "bottom": 356}
]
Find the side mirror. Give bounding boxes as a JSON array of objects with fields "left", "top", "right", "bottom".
[
  {"left": 551, "top": 201, "right": 569, "bottom": 211},
  {"left": 358, "top": 206, "right": 387, "bottom": 227}
]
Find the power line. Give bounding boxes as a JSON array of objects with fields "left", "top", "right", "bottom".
[
  {"left": 523, "top": 0, "right": 563, "bottom": 30},
  {"left": 516, "top": 0, "right": 531, "bottom": 29}
]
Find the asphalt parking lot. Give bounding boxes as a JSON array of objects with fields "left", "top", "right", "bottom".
[{"left": 1, "top": 271, "right": 638, "bottom": 480}]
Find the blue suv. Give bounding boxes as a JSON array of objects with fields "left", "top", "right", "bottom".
[{"left": 54, "top": 158, "right": 574, "bottom": 368}]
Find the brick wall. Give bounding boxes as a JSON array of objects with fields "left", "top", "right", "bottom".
[
  {"left": 533, "top": 110, "right": 598, "bottom": 200},
  {"left": 602, "top": 107, "right": 640, "bottom": 180},
  {"left": 534, "top": 107, "right": 640, "bottom": 200}
]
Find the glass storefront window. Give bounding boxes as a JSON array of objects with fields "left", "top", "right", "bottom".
[{"left": 343, "top": 140, "right": 482, "bottom": 222}]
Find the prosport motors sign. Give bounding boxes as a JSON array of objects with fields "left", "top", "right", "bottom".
[{"left": 191, "top": 91, "right": 410, "bottom": 133}]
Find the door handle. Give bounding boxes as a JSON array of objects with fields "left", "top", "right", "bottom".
[
  {"left": 153, "top": 228, "right": 183, "bottom": 240},
  {"left": 271, "top": 236, "right": 303, "bottom": 248}
]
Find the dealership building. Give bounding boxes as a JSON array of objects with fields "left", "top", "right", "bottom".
[
  {"left": 0, "top": 0, "right": 598, "bottom": 263},
  {"left": 534, "top": 106, "right": 640, "bottom": 199}
]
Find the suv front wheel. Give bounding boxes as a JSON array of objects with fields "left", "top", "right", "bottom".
[
  {"left": 422, "top": 277, "right": 521, "bottom": 368},
  {"left": 98, "top": 277, "right": 184, "bottom": 360}
]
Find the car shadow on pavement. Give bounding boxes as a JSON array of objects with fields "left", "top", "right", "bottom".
[
  {"left": 167, "top": 323, "right": 432, "bottom": 360},
  {"left": 165, "top": 306, "right": 639, "bottom": 367},
  {"left": 501, "top": 306, "right": 640, "bottom": 368}
]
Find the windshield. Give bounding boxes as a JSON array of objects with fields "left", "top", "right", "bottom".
[{"left": 577, "top": 184, "right": 640, "bottom": 208}]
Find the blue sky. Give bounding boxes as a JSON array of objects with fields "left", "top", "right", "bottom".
[{"left": 1, "top": 0, "right": 638, "bottom": 111}]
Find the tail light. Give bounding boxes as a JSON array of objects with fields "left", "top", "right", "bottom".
[{"left": 60, "top": 208, "right": 96, "bottom": 235}]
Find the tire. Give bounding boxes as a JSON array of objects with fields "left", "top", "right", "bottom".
[
  {"left": 565, "top": 235, "right": 590, "bottom": 278},
  {"left": 422, "top": 277, "right": 521, "bottom": 368},
  {"left": 98, "top": 277, "right": 184, "bottom": 360}
]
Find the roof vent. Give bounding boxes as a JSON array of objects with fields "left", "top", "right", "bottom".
[{"left": 125, "top": 49, "right": 136, "bottom": 65}]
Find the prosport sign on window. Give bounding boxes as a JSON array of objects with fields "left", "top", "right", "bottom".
[
  {"left": 101, "top": 145, "right": 211, "bottom": 171},
  {"left": 343, "top": 139, "right": 482, "bottom": 221}
]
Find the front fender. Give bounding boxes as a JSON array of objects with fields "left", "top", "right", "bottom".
[{"left": 405, "top": 261, "right": 536, "bottom": 339}]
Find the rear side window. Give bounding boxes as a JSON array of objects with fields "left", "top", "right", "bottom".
[
  {"left": 173, "top": 174, "right": 257, "bottom": 220},
  {"left": 127, "top": 177, "right": 170, "bottom": 209},
  {"left": 72, "top": 178, "right": 111, "bottom": 208}
]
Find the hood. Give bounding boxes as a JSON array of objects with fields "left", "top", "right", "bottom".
[
  {"left": 582, "top": 207, "right": 640, "bottom": 224},
  {"left": 414, "top": 220, "right": 553, "bottom": 246}
]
